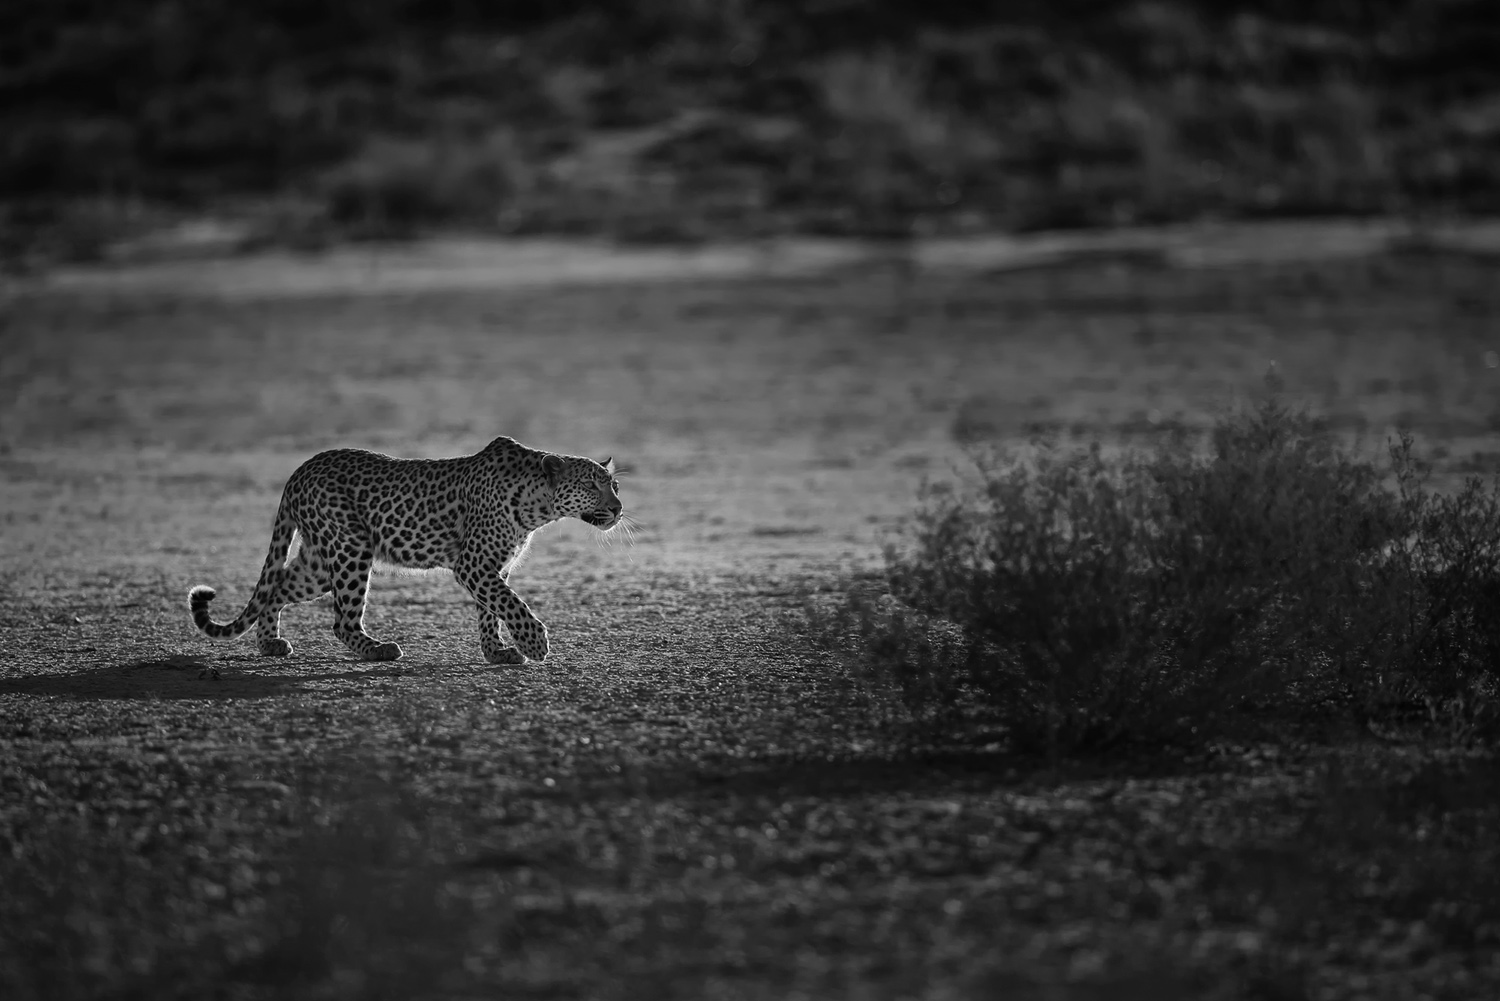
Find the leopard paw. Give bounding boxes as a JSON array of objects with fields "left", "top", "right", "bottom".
[{"left": 513, "top": 624, "right": 549, "bottom": 662}]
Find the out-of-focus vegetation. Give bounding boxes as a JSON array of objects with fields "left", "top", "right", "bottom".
[
  {"left": 7, "top": 743, "right": 1497, "bottom": 1001},
  {"left": 3, "top": 0, "right": 1499, "bottom": 260}
]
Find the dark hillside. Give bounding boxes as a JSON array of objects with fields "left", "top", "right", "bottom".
[{"left": 3, "top": 0, "right": 1498, "bottom": 253}]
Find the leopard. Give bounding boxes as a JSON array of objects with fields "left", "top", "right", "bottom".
[{"left": 188, "top": 435, "right": 623, "bottom": 665}]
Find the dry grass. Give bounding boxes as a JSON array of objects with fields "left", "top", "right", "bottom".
[{"left": 2, "top": 246, "right": 1499, "bottom": 998}]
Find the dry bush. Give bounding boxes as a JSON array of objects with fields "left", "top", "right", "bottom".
[{"left": 806, "top": 398, "right": 1500, "bottom": 754}]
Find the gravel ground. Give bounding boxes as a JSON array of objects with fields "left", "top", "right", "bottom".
[{"left": 2, "top": 232, "right": 1498, "bottom": 999}]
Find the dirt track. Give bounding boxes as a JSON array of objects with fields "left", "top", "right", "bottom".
[
  {"left": 7, "top": 217, "right": 1499, "bottom": 301},
  {"left": 3, "top": 228, "right": 1499, "bottom": 999}
]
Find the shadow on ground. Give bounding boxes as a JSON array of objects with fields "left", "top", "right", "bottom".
[
  {"left": 582, "top": 741, "right": 1218, "bottom": 805},
  {"left": 0, "top": 656, "right": 405, "bottom": 700}
]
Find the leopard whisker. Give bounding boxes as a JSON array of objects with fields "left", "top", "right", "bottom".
[{"left": 595, "top": 513, "right": 639, "bottom": 551}]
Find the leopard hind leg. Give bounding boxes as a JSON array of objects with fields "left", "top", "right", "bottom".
[{"left": 254, "top": 545, "right": 332, "bottom": 656}]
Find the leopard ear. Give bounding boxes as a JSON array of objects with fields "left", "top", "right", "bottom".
[
  {"left": 600, "top": 456, "right": 615, "bottom": 475},
  {"left": 542, "top": 454, "right": 564, "bottom": 485}
]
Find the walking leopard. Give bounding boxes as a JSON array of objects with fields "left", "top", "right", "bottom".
[{"left": 188, "top": 436, "right": 623, "bottom": 664}]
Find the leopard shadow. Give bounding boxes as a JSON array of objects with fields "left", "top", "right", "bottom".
[{"left": 0, "top": 655, "right": 403, "bottom": 700}]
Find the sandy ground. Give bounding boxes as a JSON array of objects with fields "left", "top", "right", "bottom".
[{"left": 3, "top": 226, "right": 1498, "bottom": 999}]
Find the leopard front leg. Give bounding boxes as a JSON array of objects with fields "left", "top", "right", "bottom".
[
  {"left": 329, "top": 547, "right": 402, "bottom": 662},
  {"left": 454, "top": 556, "right": 549, "bottom": 663},
  {"left": 476, "top": 608, "right": 525, "bottom": 665}
]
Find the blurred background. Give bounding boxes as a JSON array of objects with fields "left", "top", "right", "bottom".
[{"left": 3, "top": 0, "right": 1498, "bottom": 262}]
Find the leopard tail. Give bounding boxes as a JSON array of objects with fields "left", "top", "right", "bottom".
[{"left": 188, "top": 500, "right": 297, "bottom": 640}]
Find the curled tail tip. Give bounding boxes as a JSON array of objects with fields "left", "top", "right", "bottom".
[{"left": 189, "top": 585, "right": 216, "bottom": 606}]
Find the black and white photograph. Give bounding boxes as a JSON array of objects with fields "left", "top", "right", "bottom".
[{"left": 2, "top": 2, "right": 1498, "bottom": 998}]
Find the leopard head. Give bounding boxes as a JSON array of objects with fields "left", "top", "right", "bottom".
[{"left": 544, "top": 453, "right": 622, "bottom": 530}]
